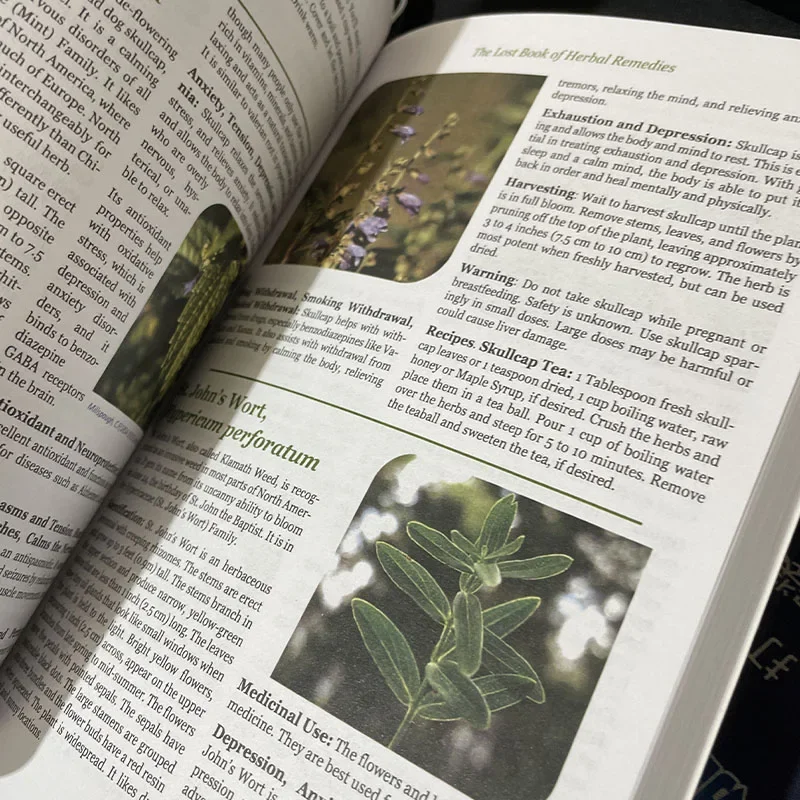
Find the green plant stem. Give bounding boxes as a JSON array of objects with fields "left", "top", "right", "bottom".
[
  {"left": 387, "top": 614, "right": 455, "bottom": 750},
  {"left": 351, "top": 121, "right": 455, "bottom": 276},
  {"left": 286, "top": 80, "right": 427, "bottom": 264},
  {"left": 332, "top": 80, "right": 423, "bottom": 203},
  {"left": 323, "top": 106, "right": 454, "bottom": 272},
  {"left": 388, "top": 677, "right": 428, "bottom": 751},
  {"left": 430, "top": 615, "right": 454, "bottom": 662}
]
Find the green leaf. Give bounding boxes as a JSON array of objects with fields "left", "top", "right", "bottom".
[
  {"left": 454, "top": 592, "right": 483, "bottom": 677},
  {"left": 499, "top": 555, "right": 573, "bottom": 581},
  {"left": 483, "top": 597, "right": 541, "bottom": 638},
  {"left": 417, "top": 674, "right": 537, "bottom": 721},
  {"left": 407, "top": 522, "right": 474, "bottom": 573},
  {"left": 485, "top": 536, "right": 525, "bottom": 562},
  {"left": 451, "top": 530, "right": 481, "bottom": 559},
  {"left": 483, "top": 629, "right": 545, "bottom": 704},
  {"left": 474, "top": 561, "right": 502, "bottom": 588},
  {"left": 424, "top": 661, "right": 490, "bottom": 729},
  {"left": 415, "top": 690, "right": 460, "bottom": 723},
  {"left": 478, "top": 495, "right": 517, "bottom": 554},
  {"left": 415, "top": 700, "right": 461, "bottom": 722},
  {"left": 376, "top": 543, "right": 450, "bottom": 623},
  {"left": 476, "top": 674, "right": 539, "bottom": 712},
  {"left": 459, "top": 573, "right": 482, "bottom": 594},
  {"left": 352, "top": 599, "right": 420, "bottom": 705}
]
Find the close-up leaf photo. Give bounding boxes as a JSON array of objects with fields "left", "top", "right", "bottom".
[{"left": 272, "top": 456, "right": 651, "bottom": 800}]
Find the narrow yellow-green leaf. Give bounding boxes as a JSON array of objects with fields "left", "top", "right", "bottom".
[
  {"left": 425, "top": 661, "right": 490, "bottom": 729},
  {"left": 352, "top": 599, "right": 420, "bottom": 705},
  {"left": 416, "top": 700, "right": 460, "bottom": 722},
  {"left": 377, "top": 542, "right": 450, "bottom": 623},
  {"left": 483, "top": 596, "right": 541, "bottom": 638},
  {"left": 454, "top": 591, "right": 483, "bottom": 677},
  {"left": 483, "top": 629, "right": 545, "bottom": 704},
  {"left": 499, "top": 555, "right": 573, "bottom": 581},
  {"left": 460, "top": 573, "right": 482, "bottom": 594},
  {"left": 478, "top": 495, "right": 517, "bottom": 554},
  {"left": 485, "top": 535, "right": 525, "bottom": 562},
  {"left": 416, "top": 689, "right": 459, "bottom": 722},
  {"left": 451, "top": 530, "right": 480, "bottom": 559},
  {"left": 408, "top": 522, "right": 474, "bottom": 573},
  {"left": 476, "top": 674, "right": 539, "bottom": 711},
  {"left": 417, "top": 674, "right": 537, "bottom": 721}
]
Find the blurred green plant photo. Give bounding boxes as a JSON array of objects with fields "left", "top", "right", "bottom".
[
  {"left": 272, "top": 456, "right": 651, "bottom": 800},
  {"left": 95, "top": 204, "right": 247, "bottom": 427},
  {"left": 270, "top": 73, "right": 543, "bottom": 282}
]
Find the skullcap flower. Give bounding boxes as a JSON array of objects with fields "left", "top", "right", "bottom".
[
  {"left": 396, "top": 192, "right": 423, "bottom": 216},
  {"left": 339, "top": 243, "right": 366, "bottom": 270},
  {"left": 390, "top": 125, "right": 416, "bottom": 144},
  {"left": 356, "top": 216, "right": 389, "bottom": 242}
]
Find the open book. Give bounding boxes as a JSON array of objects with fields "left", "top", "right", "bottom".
[{"left": 1, "top": 3, "right": 799, "bottom": 798}]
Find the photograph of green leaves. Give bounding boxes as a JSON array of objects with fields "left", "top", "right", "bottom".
[
  {"left": 273, "top": 456, "right": 651, "bottom": 800},
  {"left": 270, "top": 73, "right": 542, "bottom": 282},
  {"left": 95, "top": 204, "right": 247, "bottom": 427}
]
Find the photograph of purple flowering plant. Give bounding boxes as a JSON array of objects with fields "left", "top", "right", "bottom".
[{"left": 270, "top": 73, "right": 544, "bottom": 281}]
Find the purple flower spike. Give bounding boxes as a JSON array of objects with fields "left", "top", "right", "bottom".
[
  {"left": 401, "top": 104, "right": 424, "bottom": 115},
  {"left": 467, "top": 172, "right": 488, "bottom": 185},
  {"left": 357, "top": 216, "right": 389, "bottom": 242},
  {"left": 415, "top": 172, "right": 430, "bottom": 184},
  {"left": 390, "top": 125, "right": 416, "bottom": 144},
  {"left": 182, "top": 275, "right": 199, "bottom": 296},
  {"left": 375, "top": 196, "right": 389, "bottom": 212},
  {"left": 339, "top": 243, "right": 366, "bottom": 271},
  {"left": 396, "top": 192, "right": 423, "bottom": 216}
]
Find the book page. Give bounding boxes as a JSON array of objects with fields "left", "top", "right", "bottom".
[
  {"left": 0, "top": 0, "right": 393, "bottom": 657},
  {"left": 2, "top": 13, "right": 800, "bottom": 800}
]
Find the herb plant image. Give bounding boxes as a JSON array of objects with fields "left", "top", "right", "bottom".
[
  {"left": 270, "top": 73, "right": 543, "bottom": 281},
  {"left": 355, "top": 494, "right": 571, "bottom": 751},
  {"left": 273, "top": 458, "right": 651, "bottom": 800},
  {"left": 95, "top": 204, "right": 247, "bottom": 427}
]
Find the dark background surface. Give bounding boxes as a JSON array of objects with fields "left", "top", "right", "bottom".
[
  {"left": 391, "top": 2, "right": 800, "bottom": 797},
  {"left": 394, "top": 0, "right": 800, "bottom": 37}
]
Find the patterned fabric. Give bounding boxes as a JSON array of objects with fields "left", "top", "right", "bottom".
[{"left": 695, "top": 528, "right": 800, "bottom": 798}]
